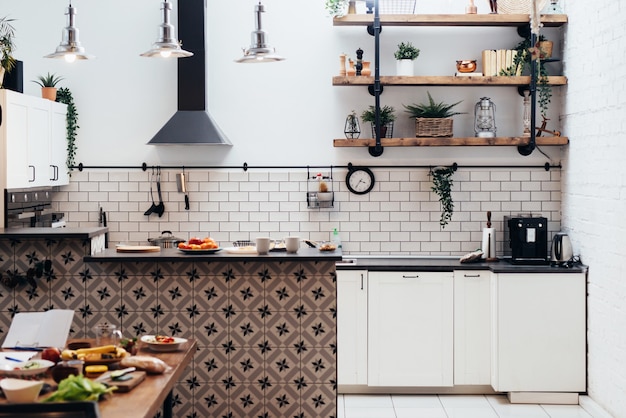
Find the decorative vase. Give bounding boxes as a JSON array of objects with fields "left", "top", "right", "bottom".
[
  {"left": 348, "top": 0, "right": 357, "bottom": 14},
  {"left": 347, "top": 61, "right": 356, "bottom": 76},
  {"left": 396, "top": 59, "right": 414, "bottom": 76},
  {"left": 41, "top": 87, "right": 57, "bottom": 101},
  {"left": 361, "top": 61, "right": 371, "bottom": 76}
]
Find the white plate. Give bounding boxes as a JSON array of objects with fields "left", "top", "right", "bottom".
[
  {"left": 0, "top": 359, "right": 55, "bottom": 377},
  {"left": 223, "top": 246, "right": 257, "bottom": 254},
  {"left": 141, "top": 335, "right": 188, "bottom": 352}
]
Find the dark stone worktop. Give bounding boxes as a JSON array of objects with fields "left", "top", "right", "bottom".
[
  {"left": 0, "top": 227, "right": 108, "bottom": 240},
  {"left": 336, "top": 256, "right": 587, "bottom": 274}
]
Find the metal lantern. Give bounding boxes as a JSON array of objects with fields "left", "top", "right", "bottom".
[
  {"left": 474, "top": 97, "right": 497, "bottom": 138},
  {"left": 344, "top": 111, "right": 361, "bottom": 139}
]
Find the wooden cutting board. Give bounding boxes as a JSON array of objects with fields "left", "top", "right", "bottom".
[
  {"left": 116, "top": 245, "right": 161, "bottom": 253},
  {"left": 102, "top": 371, "right": 146, "bottom": 392}
]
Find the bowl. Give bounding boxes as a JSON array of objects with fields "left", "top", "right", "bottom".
[
  {"left": 456, "top": 60, "right": 477, "bottom": 73},
  {"left": 0, "top": 359, "right": 55, "bottom": 377},
  {"left": 0, "top": 378, "right": 44, "bottom": 403},
  {"left": 141, "top": 335, "right": 188, "bottom": 352}
]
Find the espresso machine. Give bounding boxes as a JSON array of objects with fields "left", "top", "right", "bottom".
[{"left": 504, "top": 216, "right": 549, "bottom": 264}]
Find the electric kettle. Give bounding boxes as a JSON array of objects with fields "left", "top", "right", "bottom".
[{"left": 551, "top": 233, "right": 573, "bottom": 264}]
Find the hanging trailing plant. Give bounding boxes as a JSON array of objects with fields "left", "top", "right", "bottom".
[
  {"left": 56, "top": 87, "right": 79, "bottom": 174},
  {"left": 0, "top": 260, "right": 52, "bottom": 289},
  {"left": 430, "top": 166, "right": 455, "bottom": 228}
]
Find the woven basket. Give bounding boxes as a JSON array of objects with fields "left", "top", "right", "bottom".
[
  {"left": 415, "top": 118, "right": 453, "bottom": 137},
  {"left": 378, "top": 0, "right": 416, "bottom": 14},
  {"left": 496, "top": 0, "right": 548, "bottom": 14}
]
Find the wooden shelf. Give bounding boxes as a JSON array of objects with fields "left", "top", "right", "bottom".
[
  {"left": 333, "top": 136, "right": 569, "bottom": 147},
  {"left": 333, "top": 14, "right": 568, "bottom": 27},
  {"left": 333, "top": 75, "right": 567, "bottom": 86}
]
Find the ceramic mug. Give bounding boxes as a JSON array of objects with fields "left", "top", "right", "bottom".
[
  {"left": 93, "top": 323, "right": 122, "bottom": 346},
  {"left": 256, "top": 237, "right": 273, "bottom": 255},
  {"left": 284, "top": 236, "right": 300, "bottom": 253}
]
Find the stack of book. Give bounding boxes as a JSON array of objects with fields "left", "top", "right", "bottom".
[{"left": 481, "top": 49, "right": 520, "bottom": 76}]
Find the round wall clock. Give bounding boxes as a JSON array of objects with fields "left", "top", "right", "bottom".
[{"left": 345, "top": 166, "right": 375, "bottom": 195}]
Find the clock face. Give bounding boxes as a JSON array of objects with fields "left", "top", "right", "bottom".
[{"left": 346, "top": 167, "right": 375, "bottom": 195}]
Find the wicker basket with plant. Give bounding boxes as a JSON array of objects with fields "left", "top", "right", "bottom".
[{"left": 403, "top": 91, "right": 465, "bottom": 137}]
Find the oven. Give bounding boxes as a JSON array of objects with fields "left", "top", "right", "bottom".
[{"left": 4, "top": 188, "right": 65, "bottom": 228}]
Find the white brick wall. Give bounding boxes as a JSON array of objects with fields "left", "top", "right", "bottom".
[
  {"left": 55, "top": 167, "right": 562, "bottom": 257},
  {"left": 561, "top": 1, "right": 626, "bottom": 416}
]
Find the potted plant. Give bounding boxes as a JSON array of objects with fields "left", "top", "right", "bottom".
[
  {"left": 33, "top": 72, "right": 64, "bottom": 101},
  {"left": 361, "top": 105, "right": 396, "bottom": 138},
  {"left": 324, "top": 0, "right": 349, "bottom": 17},
  {"left": 430, "top": 166, "right": 455, "bottom": 228},
  {"left": 403, "top": 91, "right": 465, "bottom": 137},
  {"left": 0, "top": 16, "right": 16, "bottom": 87},
  {"left": 394, "top": 41, "right": 420, "bottom": 76}
]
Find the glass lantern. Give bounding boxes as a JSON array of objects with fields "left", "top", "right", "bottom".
[
  {"left": 344, "top": 111, "right": 361, "bottom": 139},
  {"left": 474, "top": 97, "right": 497, "bottom": 138},
  {"left": 542, "top": 0, "right": 563, "bottom": 14}
]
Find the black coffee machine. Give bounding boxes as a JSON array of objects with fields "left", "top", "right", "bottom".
[{"left": 504, "top": 216, "right": 549, "bottom": 264}]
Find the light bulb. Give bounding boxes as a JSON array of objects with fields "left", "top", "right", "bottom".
[
  {"left": 160, "top": 50, "right": 172, "bottom": 58},
  {"left": 64, "top": 53, "right": 77, "bottom": 63}
]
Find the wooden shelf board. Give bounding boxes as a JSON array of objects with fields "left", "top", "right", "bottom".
[
  {"left": 333, "top": 136, "right": 569, "bottom": 147},
  {"left": 333, "top": 75, "right": 567, "bottom": 86},
  {"left": 333, "top": 14, "right": 567, "bottom": 27}
]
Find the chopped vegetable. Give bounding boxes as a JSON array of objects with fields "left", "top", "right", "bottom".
[
  {"left": 43, "top": 374, "right": 116, "bottom": 402},
  {"left": 154, "top": 335, "right": 175, "bottom": 344}
]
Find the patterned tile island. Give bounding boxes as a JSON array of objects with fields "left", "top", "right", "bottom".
[{"left": 0, "top": 235, "right": 340, "bottom": 418}]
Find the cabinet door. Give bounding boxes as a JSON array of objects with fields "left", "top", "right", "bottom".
[
  {"left": 491, "top": 273, "right": 586, "bottom": 392},
  {"left": 454, "top": 270, "right": 491, "bottom": 385},
  {"left": 3, "top": 91, "right": 31, "bottom": 188},
  {"left": 25, "top": 97, "right": 51, "bottom": 188},
  {"left": 337, "top": 270, "right": 368, "bottom": 386},
  {"left": 49, "top": 101, "right": 69, "bottom": 186},
  {"left": 368, "top": 271, "right": 453, "bottom": 387}
]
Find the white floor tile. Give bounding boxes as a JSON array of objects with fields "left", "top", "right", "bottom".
[
  {"left": 345, "top": 407, "right": 397, "bottom": 418},
  {"left": 444, "top": 407, "right": 499, "bottom": 418},
  {"left": 439, "top": 394, "right": 492, "bottom": 408},
  {"left": 541, "top": 404, "right": 594, "bottom": 418},
  {"left": 395, "top": 407, "right": 448, "bottom": 418},
  {"left": 486, "top": 395, "right": 551, "bottom": 418},
  {"left": 344, "top": 394, "right": 394, "bottom": 408},
  {"left": 392, "top": 395, "right": 442, "bottom": 408}
]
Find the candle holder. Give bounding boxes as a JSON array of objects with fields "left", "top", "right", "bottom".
[
  {"left": 474, "top": 97, "right": 497, "bottom": 138},
  {"left": 344, "top": 111, "right": 361, "bottom": 139}
]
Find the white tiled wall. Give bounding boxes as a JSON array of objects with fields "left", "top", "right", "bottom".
[{"left": 54, "top": 167, "right": 561, "bottom": 256}]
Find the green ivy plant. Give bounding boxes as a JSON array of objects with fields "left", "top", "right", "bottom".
[
  {"left": 0, "top": 260, "right": 51, "bottom": 289},
  {"left": 56, "top": 88, "right": 79, "bottom": 174},
  {"left": 430, "top": 166, "right": 455, "bottom": 228}
]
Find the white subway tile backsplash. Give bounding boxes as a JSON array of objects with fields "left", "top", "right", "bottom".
[{"left": 56, "top": 168, "right": 561, "bottom": 256}]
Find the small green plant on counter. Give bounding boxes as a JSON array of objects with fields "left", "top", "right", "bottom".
[
  {"left": 56, "top": 87, "right": 79, "bottom": 174},
  {"left": 430, "top": 166, "right": 455, "bottom": 228},
  {"left": 394, "top": 41, "right": 420, "bottom": 60},
  {"left": 0, "top": 16, "right": 16, "bottom": 74},
  {"left": 324, "top": 0, "right": 349, "bottom": 17},
  {"left": 404, "top": 91, "right": 465, "bottom": 119},
  {"left": 32, "top": 72, "right": 64, "bottom": 88},
  {"left": 361, "top": 105, "right": 396, "bottom": 125}
]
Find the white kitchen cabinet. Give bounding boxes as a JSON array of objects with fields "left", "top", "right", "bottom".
[
  {"left": 0, "top": 90, "right": 68, "bottom": 189},
  {"left": 454, "top": 270, "right": 491, "bottom": 385},
  {"left": 491, "top": 272, "right": 586, "bottom": 395},
  {"left": 337, "top": 270, "right": 368, "bottom": 386},
  {"left": 368, "top": 271, "right": 453, "bottom": 387}
]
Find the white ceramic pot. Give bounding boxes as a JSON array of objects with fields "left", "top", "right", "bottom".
[{"left": 396, "top": 59, "right": 414, "bottom": 76}]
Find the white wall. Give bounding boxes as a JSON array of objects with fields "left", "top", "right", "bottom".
[{"left": 560, "top": 1, "right": 626, "bottom": 416}]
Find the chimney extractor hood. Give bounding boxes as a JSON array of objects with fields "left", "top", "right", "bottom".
[{"left": 148, "top": 0, "right": 231, "bottom": 145}]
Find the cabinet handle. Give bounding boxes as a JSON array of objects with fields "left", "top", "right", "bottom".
[
  {"left": 360, "top": 273, "right": 364, "bottom": 290},
  {"left": 50, "top": 165, "right": 59, "bottom": 181},
  {"left": 402, "top": 275, "right": 419, "bottom": 279},
  {"left": 29, "top": 165, "right": 35, "bottom": 182},
  {"left": 464, "top": 274, "right": 481, "bottom": 278}
]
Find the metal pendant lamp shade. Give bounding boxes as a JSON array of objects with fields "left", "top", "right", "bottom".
[
  {"left": 236, "top": 2, "right": 285, "bottom": 63},
  {"left": 141, "top": 0, "right": 193, "bottom": 58},
  {"left": 44, "top": 3, "right": 94, "bottom": 62}
]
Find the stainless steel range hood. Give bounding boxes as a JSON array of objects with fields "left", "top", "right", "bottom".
[{"left": 147, "top": 0, "right": 231, "bottom": 146}]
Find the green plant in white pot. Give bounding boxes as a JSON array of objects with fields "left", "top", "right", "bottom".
[{"left": 394, "top": 42, "right": 420, "bottom": 76}]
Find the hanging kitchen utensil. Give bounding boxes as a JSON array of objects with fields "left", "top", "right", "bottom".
[
  {"left": 176, "top": 169, "right": 189, "bottom": 210},
  {"left": 154, "top": 167, "right": 165, "bottom": 217},
  {"left": 144, "top": 168, "right": 158, "bottom": 216}
]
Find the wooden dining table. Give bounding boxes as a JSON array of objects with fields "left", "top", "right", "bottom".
[{"left": 1, "top": 339, "right": 196, "bottom": 418}]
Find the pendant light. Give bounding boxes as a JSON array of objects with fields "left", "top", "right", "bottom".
[
  {"left": 141, "top": 0, "right": 193, "bottom": 58},
  {"left": 44, "top": 2, "right": 94, "bottom": 62},
  {"left": 236, "top": 2, "right": 285, "bottom": 63}
]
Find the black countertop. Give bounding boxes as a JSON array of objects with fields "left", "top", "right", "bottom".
[
  {"left": 0, "top": 227, "right": 108, "bottom": 239},
  {"left": 85, "top": 247, "right": 343, "bottom": 263},
  {"left": 336, "top": 257, "right": 587, "bottom": 274}
]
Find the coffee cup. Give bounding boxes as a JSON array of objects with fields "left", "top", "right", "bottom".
[
  {"left": 256, "top": 237, "right": 272, "bottom": 255},
  {"left": 285, "top": 236, "right": 300, "bottom": 253}
]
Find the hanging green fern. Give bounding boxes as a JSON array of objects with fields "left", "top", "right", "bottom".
[
  {"left": 430, "top": 166, "right": 455, "bottom": 228},
  {"left": 56, "top": 87, "right": 78, "bottom": 175}
]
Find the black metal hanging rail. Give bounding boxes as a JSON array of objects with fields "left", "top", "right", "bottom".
[{"left": 73, "top": 162, "right": 560, "bottom": 172}]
